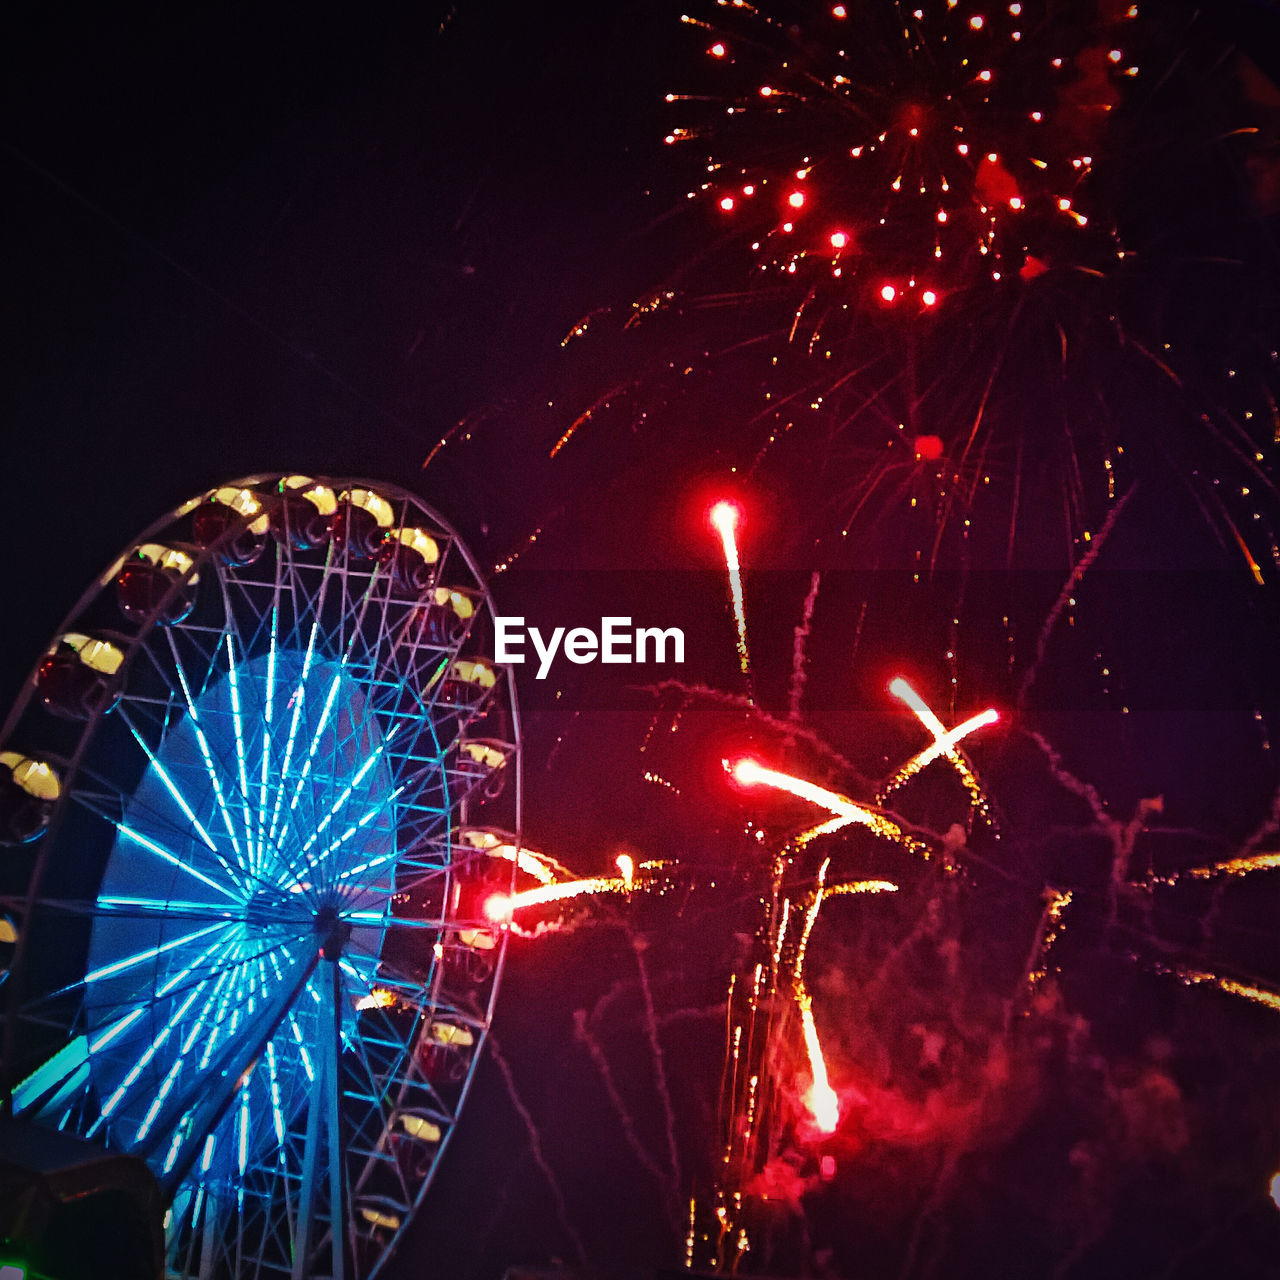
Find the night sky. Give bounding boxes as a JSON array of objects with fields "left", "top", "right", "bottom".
[{"left": 6, "top": 3, "right": 1280, "bottom": 1278}]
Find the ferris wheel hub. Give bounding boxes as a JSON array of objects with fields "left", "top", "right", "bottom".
[{"left": 315, "top": 906, "right": 351, "bottom": 960}]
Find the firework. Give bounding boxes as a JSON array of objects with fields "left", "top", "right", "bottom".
[
  {"left": 636, "top": 0, "right": 1280, "bottom": 579},
  {"left": 882, "top": 675, "right": 997, "bottom": 812},
  {"left": 710, "top": 499, "right": 752, "bottom": 682},
  {"left": 675, "top": 1, "right": 1138, "bottom": 302}
]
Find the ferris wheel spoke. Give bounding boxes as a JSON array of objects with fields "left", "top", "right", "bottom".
[
  {"left": 15, "top": 895, "right": 241, "bottom": 925},
  {"left": 312, "top": 791, "right": 404, "bottom": 897},
  {"left": 254, "top": 579, "right": 283, "bottom": 874},
  {"left": 166, "top": 629, "right": 250, "bottom": 867},
  {"left": 66, "top": 770, "right": 250, "bottom": 902},
  {"left": 11, "top": 931, "right": 249, "bottom": 1122},
  {"left": 114, "top": 705, "right": 260, "bottom": 898},
  {"left": 155, "top": 939, "right": 321, "bottom": 1197},
  {"left": 133, "top": 955, "right": 244, "bottom": 1147},
  {"left": 117, "top": 707, "right": 228, "bottom": 860},
  {"left": 113, "top": 818, "right": 247, "bottom": 904},
  {"left": 294, "top": 728, "right": 400, "bottom": 872},
  {"left": 261, "top": 616, "right": 323, "bottom": 881},
  {"left": 275, "top": 667, "right": 345, "bottom": 861},
  {"left": 222, "top": 634, "right": 262, "bottom": 869},
  {"left": 80, "top": 919, "right": 234, "bottom": 992},
  {"left": 88, "top": 981, "right": 211, "bottom": 1140}
]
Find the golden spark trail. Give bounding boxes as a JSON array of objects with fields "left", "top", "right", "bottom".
[
  {"left": 792, "top": 860, "right": 839, "bottom": 1132},
  {"left": 824, "top": 879, "right": 900, "bottom": 900},
  {"left": 794, "top": 857, "right": 831, "bottom": 986},
  {"left": 795, "top": 816, "right": 856, "bottom": 845},
  {"left": 711, "top": 502, "right": 752, "bottom": 680},
  {"left": 797, "top": 991, "right": 839, "bottom": 1133},
  {"left": 1168, "top": 966, "right": 1280, "bottom": 1013},
  {"left": 1146, "top": 852, "right": 1280, "bottom": 886},
  {"left": 484, "top": 876, "right": 629, "bottom": 921},
  {"left": 731, "top": 758, "right": 929, "bottom": 855},
  {"left": 883, "top": 677, "right": 998, "bottom": 810},
  {"left": 1024, "top": 888, "right": 1073, "bottom": 997}
]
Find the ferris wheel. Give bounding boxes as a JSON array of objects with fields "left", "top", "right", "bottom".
[{"left": 0, "top": 475, "right": 522, "bottom": 1278}]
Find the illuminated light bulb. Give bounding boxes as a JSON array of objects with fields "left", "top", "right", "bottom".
[
  {"left": 1009, "top": 1, "right": 1022, "bottom": 11},
  {"left": 1030, "top": 110, "right": 1043, "bottom": 121},
  {"left": 760, "top": 85, "right": 773, "bottom": 96},
  {"left": 1271, "top": 1171, "right": 1280, "bottom": 1210},
  {"left": 1058, "top": 197, "right": 1072, "bottom": 210},
  {"left": 937, "top": 209, "right": 948, "bottom": 223},
  {"left": 909, "top": 126, "right": 919, "bottom": 137},
  {"left": 720, "top": 196, "right": 735, "bottom": 211},
  {"left": 832, "top": 2, "right": 847, "bottom": 14},
  {"left": 851, "top": 146, "right": 863, "bottom": 157},
  {"left": 921, "top": 289, "right": 938, "bottom": 307},
  {"left": 978, "top": 69, "right": 992, "bottom": 82},
  {"left": 957, "top": 143, "right": 969, "bottom": 155},
  {"left": 789, "top": 190, "right": 806, "bottom": 208},
  {"left": 710, "top": 42, "right": 727, "bottom": 57},
  {"left": 986, "top": 152, "right": 999, "bottom": 163},
  {"left": 1009, "top": 196, "right": 1023, "bottom": 209},
  {"left": 880, "top": 284, "right": 897, "bottom": 302},
  {"left": 782, "top": 221, "right": 794, "bottom": 232},
  {"left": 616, "top": 853, "right": 635, "bottom": 889},
  {"left": 830, "top": 231, "right": 849, "bottom": 248},
  {"left": 1108, "top": 48, "right": 1122, "bottom": 62},
  {"left": 1052, "top": 56, "right": 1063, "bottom": 67},
  {"left": 969, "top": 13, "right": 985, "bottom": 28},
  {"left": 742, "top": 184, "right": 755, "bottom": 195}
]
